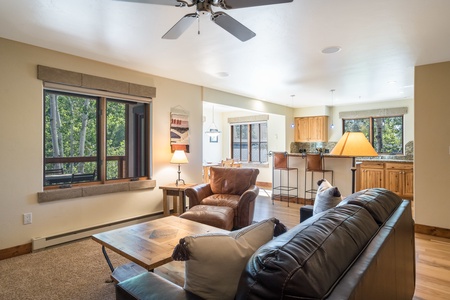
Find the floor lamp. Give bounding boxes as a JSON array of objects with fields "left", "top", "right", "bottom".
[{"left": 329, "top": 132, "right": 378, "bottom": 193}]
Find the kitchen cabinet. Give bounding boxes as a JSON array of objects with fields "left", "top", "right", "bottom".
[
  {"left": 360, "top": 161, "right": 385, "bottom": 190},
  {"left": 358, "top": 161, "right": 413, "bottom": 199},
  {"left": 294, "top": 116, "right": 328, "bottom": 142},
  {"left": 385, "top": 163, "right": 414, "bottom": 199}
]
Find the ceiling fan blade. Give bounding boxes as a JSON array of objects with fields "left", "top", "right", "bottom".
[
  {"left": 221, "top": 0, "right": 293, "bottom": 9},
  {"left": 115, "top": 0, "right": 188, "bottom": 7},
  {"left": 211, "top": 12, "right": 255, "bottom": 42},
  {"left": 162, "top": 13, "right": 197, "bottom": 39}
]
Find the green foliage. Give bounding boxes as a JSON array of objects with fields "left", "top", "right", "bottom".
[
  {"left": 44, "top": 92, "right": 128, "bottom": 180},
  {"left": 343, "top": 116, "right": 403, "bottom": 154}
]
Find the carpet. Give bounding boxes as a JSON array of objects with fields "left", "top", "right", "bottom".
[{"left": 0, "top": 238, "right": 131, "bottom": 300}]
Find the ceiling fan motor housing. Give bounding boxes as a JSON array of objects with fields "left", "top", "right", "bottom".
[{"left": 197, "top": 0, "right": 212, "bottom": 15}]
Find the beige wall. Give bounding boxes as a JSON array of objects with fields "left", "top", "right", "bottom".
[
  {"left": 0, "top": 38, "right": 205, "bottom": 249},
  {"left": 415, "top": 62, "right": 450, "bottom": 229},
  {"left": 0, "top": 38, "right": 293, "bottom": 250}
]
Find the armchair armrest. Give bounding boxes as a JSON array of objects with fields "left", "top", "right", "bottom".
[
  {"left": 235, "top": 185, "right": 259, "bottom": 228},
  {"left": 185, "top": 184, "right": 213, "bottom": 208}
]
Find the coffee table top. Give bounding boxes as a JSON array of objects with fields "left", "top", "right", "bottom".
[{"left": 92, "top": 216, "right": 228, "bottom": 270}]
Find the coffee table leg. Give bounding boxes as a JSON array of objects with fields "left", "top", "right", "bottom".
[{"left": 102, "top": 245, "right": 115, "bottom": 272}]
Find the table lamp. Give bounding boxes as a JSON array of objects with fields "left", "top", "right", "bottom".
[
  {"left": 330, "top": 132, "right": 378, "bottom": 193},
  {"left": 170, "top": 150, "right": 189, "bottom": 186}
]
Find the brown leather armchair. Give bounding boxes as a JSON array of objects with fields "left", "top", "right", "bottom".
[{"left": 185, "top": 167, "right": 260, "bottom": 229}]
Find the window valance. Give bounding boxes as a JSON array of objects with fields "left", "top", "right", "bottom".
[{"left": 37, "top": 65, "right": 156, "bottom": 101}]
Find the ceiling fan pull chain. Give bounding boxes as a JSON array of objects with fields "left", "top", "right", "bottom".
[{"left": 198, "top": 17, "right": 200, "bottom": 35}]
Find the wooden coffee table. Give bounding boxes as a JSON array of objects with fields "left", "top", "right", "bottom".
[{"left": 92, "top": 216, "right": 228, "bottom": 282}]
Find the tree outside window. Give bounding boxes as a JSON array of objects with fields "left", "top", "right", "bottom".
[{"left": 343, "top": 116, "right": 403, "bottom": 154}]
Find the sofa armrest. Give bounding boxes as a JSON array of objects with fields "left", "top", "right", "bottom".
[
  {"left": 300, "top": 205, "right": 314, "bottom": 223},
  {"left": 116, "top": 272, "right": 202, "bottom": 300},
  {"left": 185, "top": 184, "right": 213, "bottom": 208}
]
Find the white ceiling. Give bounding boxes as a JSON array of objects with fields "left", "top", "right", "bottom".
[{"left": 2, "top": 0, "right": 450, "bottom": 108}]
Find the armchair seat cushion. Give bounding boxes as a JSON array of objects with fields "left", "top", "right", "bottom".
[{"left": 201, "top": 195, "right": 240, "bottom": 227}]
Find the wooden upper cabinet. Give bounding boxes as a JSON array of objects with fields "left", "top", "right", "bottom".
[{"left": 294, "top": 116, "right": 328, "bottom": 142}]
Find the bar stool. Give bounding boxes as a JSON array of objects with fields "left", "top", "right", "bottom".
[
  {"left": 304, "top": 153, "right": 333, "bottom": 203},
  {"left": 270, "top": 151, "right": 298, "bottom": 207}
]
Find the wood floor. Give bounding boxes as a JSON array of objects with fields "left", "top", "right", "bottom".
[{"left": 155, "top": 194, "right": 450, "bottom": 299}]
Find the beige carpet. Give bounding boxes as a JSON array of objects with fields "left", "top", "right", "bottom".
[{"left": 0, "top": 238, "right": 131, "bottom": 300}]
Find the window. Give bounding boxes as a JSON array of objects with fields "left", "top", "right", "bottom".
[
  {"left": 44, "top": 90, "right": 150, "bottom": 187},
  {"left": 232, "top": 122, "right": 268, "bottom": 163},
  {"left": 343, "top": 116, "right": 403, "bottom": 154}
]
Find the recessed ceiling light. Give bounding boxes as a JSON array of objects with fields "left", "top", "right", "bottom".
[
  {"left": 321, "top": 46, "right": 341, "bottom": 54},
  {"left": 216, "top": 72, "right": 229, "bottom": 78}
]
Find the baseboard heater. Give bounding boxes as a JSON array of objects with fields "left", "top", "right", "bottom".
[{"left": 32, "top": 212, "right": 161, "bottom": 251}]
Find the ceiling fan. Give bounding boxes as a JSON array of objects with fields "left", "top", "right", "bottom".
[{"left": 119, "top": 0, "right": 293, "bottom": 41}]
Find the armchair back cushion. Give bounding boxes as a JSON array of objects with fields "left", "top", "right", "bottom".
[{"left": 209, "top": 167, "right": 258, "bottom": 195}]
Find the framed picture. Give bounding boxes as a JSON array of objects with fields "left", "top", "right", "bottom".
[{"left": 209, "top": 135, "right": 218, "bottom": 143}]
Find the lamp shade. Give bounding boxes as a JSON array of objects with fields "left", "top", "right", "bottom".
[
  {"left": 330, "top": 132, "right": 378, "bottom": 157},
  {"left": 170, "top": 150, "right": 189, "bottom": 164}
]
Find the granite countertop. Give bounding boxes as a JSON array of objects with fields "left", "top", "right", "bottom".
[
  {"left": 288, "top": 152, "right": 413, "bottom": 163},
  {"left": 356, "top": 158, "right": 413, "bottom": 163}
]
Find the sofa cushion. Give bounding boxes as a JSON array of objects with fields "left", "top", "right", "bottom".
[
  {"left": 181, "top": 217, "right": 278, "bottom": 300},
  {"left": 313, "top": 179, "right": 342, "bottom": 214},
  {"left": 338, "top": 188, "right": 402, "bottom": 224},
  {"left": 209, "top": 167, "right": 258, "bottom": 195},
  {"left": 236, "top": 204, "right": 379, "bottom": 300}
]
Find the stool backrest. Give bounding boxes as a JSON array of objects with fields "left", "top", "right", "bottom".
[
  {"left": 273, "top": 152, "right": 288, "bottom": 169},
  {"left": 306, "top": 153, "right": 323, "bottom": 171}
]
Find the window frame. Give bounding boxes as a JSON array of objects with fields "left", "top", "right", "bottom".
[
  {"left": 43, "top": 85, "right": 152, "bottom": 190},
  {"left": 231, "top": 121, "right": 268, "bottom": 163},
  {"left": 342, "top": 114, "right": 404, "bottom": 155}
]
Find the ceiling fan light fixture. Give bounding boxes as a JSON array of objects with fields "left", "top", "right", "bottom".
[{"left": 321, "top": 46, "right": 341, "bottom": 54}]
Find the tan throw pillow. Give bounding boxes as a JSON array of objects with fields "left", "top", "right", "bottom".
[
  {"left": 178, "top": 218, "right": 278, "bottom": 300},
  {"left": 313, "top": 179, "right": 343, "bottom": 214}
]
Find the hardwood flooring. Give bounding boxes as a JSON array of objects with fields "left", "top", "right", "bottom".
[{"left": 154, "top": 194, "right": 450, "bottom": 299}]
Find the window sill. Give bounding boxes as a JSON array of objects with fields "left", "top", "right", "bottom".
[{"left": 37, "top": 179, "right": 156, "bottom": 203}]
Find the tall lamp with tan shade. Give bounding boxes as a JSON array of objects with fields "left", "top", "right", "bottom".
[
  {"left": 170, "top": 150, "right": 189, "bottom": 186},
  {"left": 330, "top": 132, "right": 378, "bottom": 193}
]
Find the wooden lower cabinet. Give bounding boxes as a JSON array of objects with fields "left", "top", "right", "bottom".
[
  {"left": 360, "top": 162, "right": 385, "bottom": 190},
  {"left": 385, "top": 163, "right": 414, "bottom": 199},
  {"left": 358, "top": 161, "right": 413, "bottom": 199}
]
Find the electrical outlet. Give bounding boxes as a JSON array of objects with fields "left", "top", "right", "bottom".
[{"left": 23, "top": 212, "right": 32, "bottom": 225}]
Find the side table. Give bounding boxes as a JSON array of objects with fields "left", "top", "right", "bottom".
[{"left": 159, "top": 183, "right": 197, "bottom": 216}]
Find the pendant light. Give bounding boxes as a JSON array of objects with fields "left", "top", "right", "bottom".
[
  {"left": 205, "top": 105, "right": 221, "bottom": 137},
  {"left": 290, "top": 95, "right": 295, "bottom": 128},
  {"left": 330, "top": 89, "right": 335, "bottom": 129}
]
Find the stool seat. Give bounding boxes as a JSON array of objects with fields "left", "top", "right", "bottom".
[{"left": 180, "top": 205, "right": 234, "bottom": 230}]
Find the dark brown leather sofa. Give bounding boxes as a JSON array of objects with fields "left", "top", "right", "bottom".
[
  {"left": 185, "top": 167, "right": 260, "bottom": 229},
  {"left": 116, "top": 188, "right": 416, "bottom": 300}
]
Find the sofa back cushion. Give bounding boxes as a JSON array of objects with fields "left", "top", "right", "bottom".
[
  {"left": 236, "top": 204, "right": 379, "bottom": 300},
  {"left": 338, "top": 188, "right": 402, "bottom": 224},
  {"left": 209, "top": 167, "right": 259, "bottom": 195}
]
